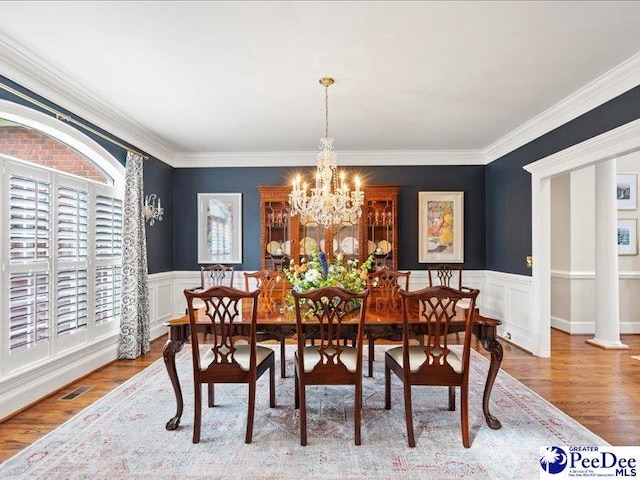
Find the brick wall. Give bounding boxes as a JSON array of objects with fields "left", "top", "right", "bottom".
[{"left": 0, "top": 126, "right": 107, "bottom": 183}]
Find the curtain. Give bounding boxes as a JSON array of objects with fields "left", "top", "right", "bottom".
[{"left": 118, "top": 151, "right": 150, "bottom": 359}]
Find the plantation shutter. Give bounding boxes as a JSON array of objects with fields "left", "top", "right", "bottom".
[
  {"left": 9, "top": 272, "right": 50, "bottom": 353},
  {"left": 57, "top": 186, "right": 88, "bottom": 259},
  {"left": 9, "top": 175, "right": 50, "bottom": 262},
  {"left": 94, "top": 195, "right": 123, "bottom": 325}
]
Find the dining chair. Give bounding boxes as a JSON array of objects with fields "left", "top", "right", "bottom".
[
  {"left": 367, "top": 266, "right": 411, "bottom": 313},
  {"left": 200, "top": 264, "right": 235, "bottom": 289},
  {"left": 292, "top": 286, "right": 369, "bottom": 446},
  {"left": 244, "top": 269, "right": 290, "bottom": 378},
  {"left": 365, "top": 267, "right": 411, "bottom": 377},
  {"left": 384, "top": 285, "right": 479, "bottom": 448},
  {"left": 184, "top": 285, "right": 276, "bottom": 444},
  {"left": 426, "top": 263, "right": 473, "bottom": 312},
  {"left": 426, "top": 264, "right": 462, "bottom": 289}
]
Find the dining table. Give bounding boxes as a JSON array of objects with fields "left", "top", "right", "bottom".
[{"left": 162, "top": 301, "right": 504, "bottom": 432}]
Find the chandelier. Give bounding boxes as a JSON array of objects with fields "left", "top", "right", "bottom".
[{"left": 289, "top": 77, "right": 364, "bottom": 227}]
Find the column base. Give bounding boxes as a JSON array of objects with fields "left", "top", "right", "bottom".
[{"left": 585, "top": 338, "right": 629, "bottom": 350}]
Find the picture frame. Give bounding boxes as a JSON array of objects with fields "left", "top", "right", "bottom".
[
  {"left": 418, "top": 191, "right": 464, "bottom": 263},
  {"left": 616, "top": 173, "right": 637, "bottom": 210},
  {"left": 617, "top": 219, "right": 637, "bottom": 256},
  {"left": 197, "top": 193, "right": 243, "bottom": 264}
]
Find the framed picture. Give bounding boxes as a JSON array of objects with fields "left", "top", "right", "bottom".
[
  {"left": 197, "top": 193, "right": 243, "bottom": 264},
  {"left": 418, "top": 191, "right": 464, "bottom": 263},
  {"left": 617, "top": 219, "right": 637, "bottom": 256},
  {"left": 616, "top": 173, "right": 637, "bottom": 210}
]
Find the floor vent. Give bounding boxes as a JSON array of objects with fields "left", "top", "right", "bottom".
[{"left": 60, "top": 386, "right": 92, "bottom": 401}]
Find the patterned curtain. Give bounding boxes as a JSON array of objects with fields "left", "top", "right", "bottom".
[{"left": 118, "top": 151, "right": 150, "bottom": 359}]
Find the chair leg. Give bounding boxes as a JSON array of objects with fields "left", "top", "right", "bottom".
[
  {"left": 208, "top": 383, "right": 214, "bottom": 408},
  {"left": 355, "top": 382, "right": 362, "bottom": 445},
  {"left": 193, "top": 382, "right": 202, "bottom": 444},
  {"left": 269, "top": 360, "right": 276, "bottom": 408},
  {"left": 461, "top": 384, "right": 470, "bottom": 448},
  {"left": 368, "top": 336, "right": 375, "bottom": 378},
  {"left": 245, "top": 380, "right": 256, "bottom": 444},
  {"left": 280, "top": 338, "right": 287, "bottom": 378},
  {"left": 299, "top": 380, "right": 307, "bottom": 446},
  {"left": 448, "top": 385, "right": 455, "bottom": 411},
  {"left": 404, "top": 382, "right": 415, "bottom": 448},
  {"left": 384, "top": 359, "right": 391, "bottom": 410},
  {"left": 294, "top": 369, "right": 300, "bottom": 409}
]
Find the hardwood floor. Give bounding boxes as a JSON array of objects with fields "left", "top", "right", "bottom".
[{"left": 0, "top": 329, "right": 639, "bottom": 463}]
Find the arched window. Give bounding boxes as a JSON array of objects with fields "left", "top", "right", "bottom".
[{"left": 0, "top": 100, "right": 125, "bottom": 373}]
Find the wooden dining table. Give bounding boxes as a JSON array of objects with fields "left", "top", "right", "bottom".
[{"left": 162, "top": 302, "right": 504, "bottom": 432}]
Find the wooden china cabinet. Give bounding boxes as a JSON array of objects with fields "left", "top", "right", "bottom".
[{"left": 258, "top": 185, "right": 399, "bottom": 271}]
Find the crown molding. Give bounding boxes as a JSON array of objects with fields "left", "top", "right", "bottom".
[
  {"left": 172, "top": 149, "right": 486, "bottom": 168},
  {"left": 523, "top": 117, "right": 640, "bottom": 177},
  {"left": 484, "top": 51, "right": 640, "bottom": 163},
  {"left": 0, "top": 33, "right": 176, "bottom": 164}
]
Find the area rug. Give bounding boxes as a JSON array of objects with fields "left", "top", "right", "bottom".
[{"left": 0, "top": 346, "right": 607, "bottom": 480}]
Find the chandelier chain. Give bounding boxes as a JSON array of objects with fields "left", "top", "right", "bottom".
[{"left": 325, "top": 83, "right": 329, "bottom": 139}]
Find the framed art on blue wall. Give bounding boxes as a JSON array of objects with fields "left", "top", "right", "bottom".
[
  {"left": 197, "top": 193, "right": 243, "bottom": 264},
  {"left": 418, "top": 191, "right": 464, "bottom": 263}
]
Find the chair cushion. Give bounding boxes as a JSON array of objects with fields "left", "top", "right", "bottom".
[
  {"left": 298, "top": 345, "right": 358, "bottom": 373},
  {"left": 200, "top": 344, "right": 273, "bottom": 371},
  {"left": 456, "top": 298, "right": 471, "bottom": 310},
  {"left": 386, "top": 345, "right": 463, "bottom": 374}
]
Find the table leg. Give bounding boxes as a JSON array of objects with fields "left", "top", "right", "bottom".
[
  {"left": 480, "top": 337, "right": 503, "bottom": 429},
  {"left": 163, "top": 338, "right": 186, "bottom": 431}
]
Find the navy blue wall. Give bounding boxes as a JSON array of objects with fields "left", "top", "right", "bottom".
[
  {"left": 173, "top": 165, "right": 486, "bottom": 272},
  {"left": 145, "top": 158, "right": 174, "bottom": 274},
  {"left": 486, "top": 85, "right": 640, "bottom": 276}
]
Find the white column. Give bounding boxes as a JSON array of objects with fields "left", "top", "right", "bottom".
[{"left": 586, "top": 158, "right": 628, "bottom": 349}]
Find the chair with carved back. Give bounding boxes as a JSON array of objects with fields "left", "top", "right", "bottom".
[
  {"left": 426, "top": 263, "right": 474, "bottom": 313},
  {"left": 244, "top": 270, "right": 290, "bottom": 378},
  {"left": 200, "top": 264, "right": 235, "bottom": 289},
  {"left": 184, "top": 285, "right": 276, "bottom": 444},
  {"left": 367, "top": 266, "right": 411, "bottom": 313},
  {"left": 364, "top": 267, "right": 411, "bottom": 377},
  {"left": 292, "top": 286, "right": 369, "bottom": 446},
  {"left": 384, "top": 285, "right": 479, "bottom": 448}
]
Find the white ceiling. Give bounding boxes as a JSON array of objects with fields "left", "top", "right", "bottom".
[{"left": 1, "top": 1, "right": 640, "bottom": 164}]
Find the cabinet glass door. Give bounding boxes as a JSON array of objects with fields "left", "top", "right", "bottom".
[
  {"left": 332, "top": 212, "right": 360, "bottom": 262},
  {"left": 367, "top": 200, "right": 394, "bottom": 269},
  {"left": 298, "top": 216, "right": 325, "bottom": 260},
  {"left": 264, "top": 201, "right": 290, "bottom": 270}
]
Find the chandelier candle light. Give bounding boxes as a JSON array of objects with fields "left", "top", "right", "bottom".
[{"left": 289, "top": 77, "right": 364, "bottom": 227}]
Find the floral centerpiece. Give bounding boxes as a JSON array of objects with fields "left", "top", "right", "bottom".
[{"left": 283, "top": 249, "right": 374, "bottom": 315}]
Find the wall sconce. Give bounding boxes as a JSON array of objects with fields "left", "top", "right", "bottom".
[{"left": 143, "top": 193, "right": 164, "bottom": 226}]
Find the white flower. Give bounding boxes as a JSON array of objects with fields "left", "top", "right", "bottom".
[{"left": 304, "top": 268, "right": 321, "bottom": 283}]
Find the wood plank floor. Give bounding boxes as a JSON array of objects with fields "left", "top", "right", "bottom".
[{"left": 1, "top": 329, "right": 639, "bottom": 463}]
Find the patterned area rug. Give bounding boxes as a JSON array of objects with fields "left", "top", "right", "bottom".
[{"left": 0, "top": 346, "right": 607, "bottom": 480}]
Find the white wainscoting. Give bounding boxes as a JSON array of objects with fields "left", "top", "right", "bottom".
[
  {"left": 482, "top": 271, "right": 534, "bottom": 353},
  {"left": 550, "top": 269, "right": 640, "bottom": 335}
]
